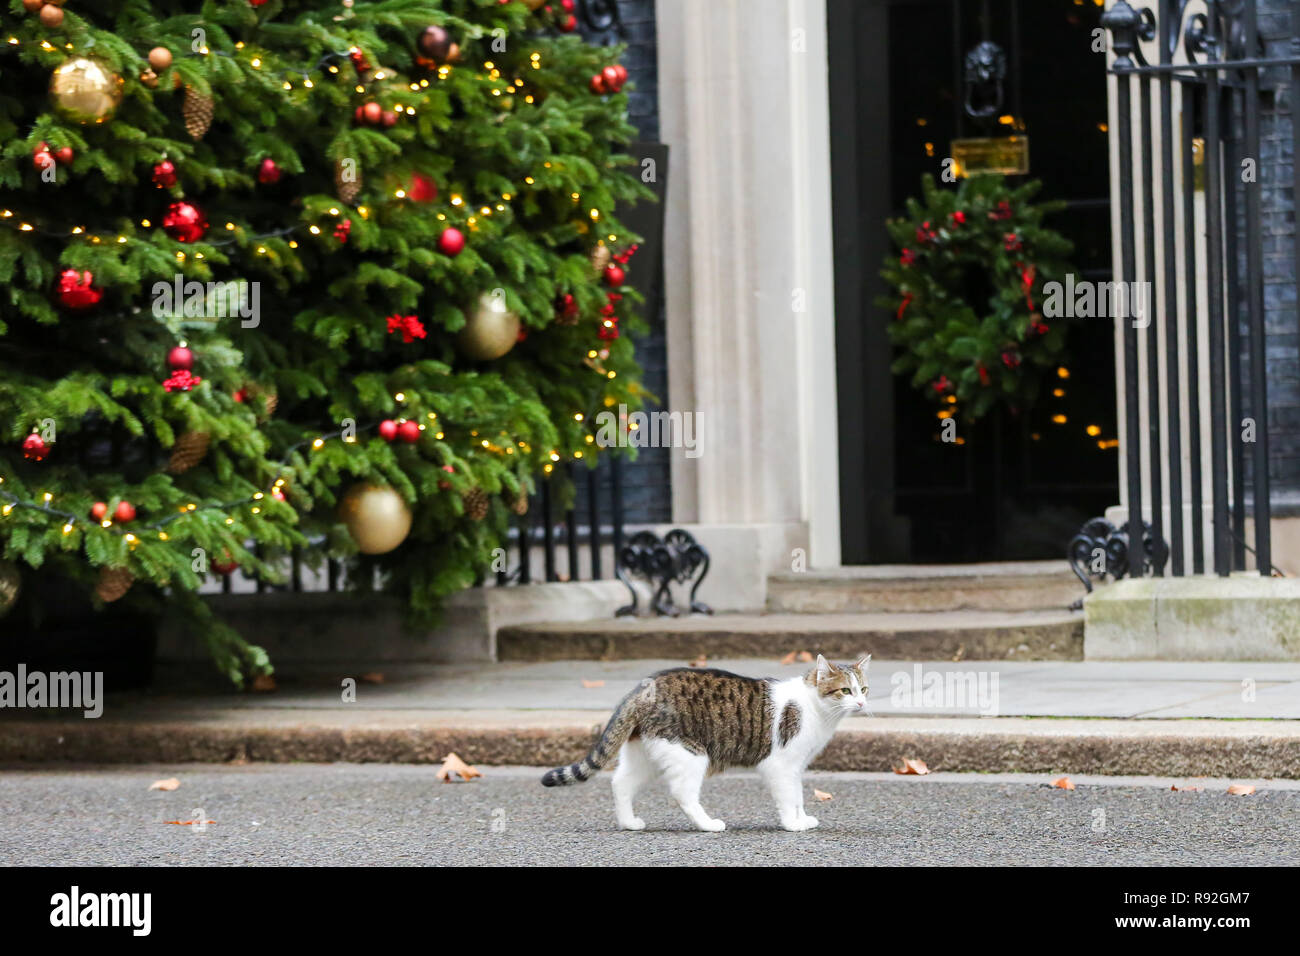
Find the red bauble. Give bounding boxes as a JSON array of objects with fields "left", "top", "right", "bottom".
[
  {"left": 163, "top": 201, "right": 207, "bottom": 243},
  {"left": 397, "top": 420, "right": 421, "bottom": 444},
  {"left": 114, "top": 501, "right": 136, "bottom": 523},
  {"left": 378, "top": 419, "right": 399, "bottom": 442},
  {"left": 33, "top": 149, "right": 54, "bottom": 171},
  {"left": 54, "top": 146, "right": 74, "bottom": 165},
  {"left": 602, "top": 66, "right": 621, "bottom": 89},
  {"left": 90, "top": 502, "right": 108, "bottom": 522},
  {"left": 167, "top": 345, "right": 193, "bottom": 370},
  {"left": 560, "top": 13, "right": 577, "bottom": 31},
  {"left": 250, "top": 0, "right": 270, "bottom": 7},
  {"left": 22, "top": 433, "right": 48, "bottom": 462},
  {"left": 603, "top": 264, "right": 625, "bottom": 287},
  {"left": 152, "top": 160, "right": 178, "bottom": 188},
  {"left": 353, "top": 105, "right": 366, "bottom": 124},
  {"left": 437, "top": 227, "right": 465, "bottom": 256},
  {"left": 418, "top": 25, "right": 453, "bottom": 63},
  {"left": 212, "top": 552, "right": 239, "bottom": 575},
  {"left": 382, "top": 111, "right": 398, "bottom": 128},
  {"left": 561, "top": 0, "right": 575, "bottom": 10},
  {"left": 589, "top": 74, "right": 606, "bottom": 94},
  {"left": 409, "top": 172, "right": 437, "bottom": 203},
  {"left": 56, "top": 269, "right": 103, "bottom": 310},
  {"left": 362, "top": 101, "right": 383, "bottom": 125},
  {"left": 257, "top": 157, "right": 281, "bottom": 185},
  {"left": 612, "top": 64, "right": 628, "bottom": 86}
]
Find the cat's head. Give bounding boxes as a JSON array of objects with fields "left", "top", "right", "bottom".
[{"left": 805, "top": 654, "right": 870, "bottom": 716}]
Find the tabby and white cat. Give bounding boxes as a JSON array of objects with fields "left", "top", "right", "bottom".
[{"left": 542, "top": 654, "right": 870, "bottom": 832}]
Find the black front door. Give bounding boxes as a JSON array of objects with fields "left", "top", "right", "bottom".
[{"left": 830, "top": 0, "right": 1118, "bottom": 564}]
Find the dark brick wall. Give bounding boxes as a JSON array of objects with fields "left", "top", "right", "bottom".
[
  {"left": 579, "top": 0, "right": 671, "bottom": 523},
  {"left": 1253, "top": 1, "right": 1300, "bottom": 499}
]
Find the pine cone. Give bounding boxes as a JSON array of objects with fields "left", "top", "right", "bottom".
[
  {"left": 166, "top": 431, "right": 210, "bottom": 475},
  {"left": 509, "top": 489, "right": 529, "bottom": 515},
  {"left": 461, "top": 487, "right": 490, "bottom": 521},
  {"left": 182, "top": 87, "right": 214, "bottom": 141},
  {"left": 590, "top": 243, "right": 612, "bottom": 276},
  {"left": 335, "top": 158, "right": 362, "bottom": 205},
  {"left": 95, "top": 567, "right": 133, "bottom": 603}
]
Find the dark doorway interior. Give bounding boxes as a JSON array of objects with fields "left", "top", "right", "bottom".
[{"left": 830, "top": 0, "right": 1118, "bottom": 564}]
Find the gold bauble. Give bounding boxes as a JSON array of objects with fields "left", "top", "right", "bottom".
[
  {"left": 50, "top": 57, "right": 124, "bottom": 124},
  {"left": 457, "top": 292, "right": 521, "bottom": 361},
  {"left": 0, "top": 559, "right": 20, "bottom": 618},
  {"left": 339, "top": 484, "right": 413, "bottom": 555}
]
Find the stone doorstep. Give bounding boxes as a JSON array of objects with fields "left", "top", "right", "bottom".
[
  {"left": 1085, "top": 575, "right": 1300, "bottom": 661},
  {"left": 496, "top": 610, "right": 1084, "bottom": 662},
  {"left": 766, "top": 562, "right": 1084, "bottom": 613},
  {"left": 3, "top": 713, "right": 1297, "bottom": 778}
]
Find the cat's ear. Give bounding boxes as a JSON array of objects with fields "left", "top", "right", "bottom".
[
  {"left": 814, "top": 654, "right": 831, "bottom": 681},
  {"left": 855, "top": 654, "right": 872, "bottom": 675}
]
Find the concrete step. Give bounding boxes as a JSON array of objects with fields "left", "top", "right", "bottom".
[
  {"left": 767, "top": 561, "right": 1083, "bottom": 613},
  {"left": 496, "top": 609, "right": 1083, "bottom": 662},
  {"left": 4, "top": 712, "right": 1296, "bottom": 778}
]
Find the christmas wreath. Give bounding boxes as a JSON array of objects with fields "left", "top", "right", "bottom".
[{"left": 879, "top": 174, "right": 1075, "bottom": 420}]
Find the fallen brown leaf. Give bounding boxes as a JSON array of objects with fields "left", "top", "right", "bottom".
[
  {"left": 813, "top": 789, "right": 833, "bottom": 802},
  {"left": 251, "top": 674, "right": 276, "bottom": 692},
  {"left": 163, "top": 819, "right": 215, "bottom": 826},
  {"left": 779, "top": 651, "right": 797, "bottom": 666},
  {"left": 688, "top": 655, "right": 707, "bottom": 668},
  {"left": 360, "top": 672, "right": 385, "bottom": 684},
  {"left": 893, "top": 758, "right": 930, "bottom": 775},
  {"left": 581, "top": 679, "right": 605, "bottom": 688},
  {"left": 797, "top": 651, "right": 814, "bottom": 663},
  {"left": 437, "top": 752, "right": 483, "bottom": 783},
  {"left": 1171, "top": 784, "right": 1202, "bottom": 792},
  {"left": 1227, "top": 784, "right": 1257, "bottom": 796},
  {"left": 148, "top": 778, "right": 180, "bottom": 792},
  {"left": 1052, "top": 776, "right": 1076, "bottom": 791}
]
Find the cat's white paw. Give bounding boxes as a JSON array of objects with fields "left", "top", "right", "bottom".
[
  {"left": 697, "top": 817, "right": 726, "bottom": 832},
  {"left": 782, "top": 815, "right": 819, "bottom": 832},
  {"left": 619, "top": 817, "right": 647, "bottom": 831}
]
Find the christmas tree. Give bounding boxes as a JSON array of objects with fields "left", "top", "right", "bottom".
[{"left": 0, "top": 0, "right": 651, "bottom": 682}]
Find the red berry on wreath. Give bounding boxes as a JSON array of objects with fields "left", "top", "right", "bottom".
[
  {"left": 55, "top": 269, "right": 103, "bottom": 310},
  {"left": 22, "top": 433, "right": 49, "bottom": 461},
  {"left": 603, "top": 264, "right": 625, "bottom": 287},
  {"left": 167, "top": 345, "right": 193, "bottom": 370},
  {"left": 398, "top": 420, "right": 421, "bottom": 444},
  {"left": 437, "top": 227, "right": 465, "bottom": 256},
  {"left": 378, "top": 419, "right": 399, "bottom": 442},
  {"left": 90, "top": 502, "right": 108, "bottom": 522},
  {"left": 114, "top": 501, "right": 136, "bottom": 523},
  {"left": 257, "top": 157, "right": 282, "bottom": 185},
  {"left": 152, "top": 160, "right": 178, "bottom": 187}
]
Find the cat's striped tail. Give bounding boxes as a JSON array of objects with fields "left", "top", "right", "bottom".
[{"left": 541, "top": 681, "right": 647, "bottom": 786}]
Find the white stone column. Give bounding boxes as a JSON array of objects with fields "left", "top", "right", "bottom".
[{"left": 655, "top": 0, "right": 841, "bottom": 609}]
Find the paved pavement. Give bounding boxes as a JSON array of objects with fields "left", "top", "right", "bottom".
[
  {"left": 1, "top": 764, "right": 1295, "bottom": 866},
  {"left": 151, "top": 658, "right": 1300, "bottom": 718}
]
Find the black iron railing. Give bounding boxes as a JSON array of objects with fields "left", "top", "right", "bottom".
[
  {"left": 216, "top": 457, "right": 627, "bottom": 594},
  {"left": 1073, "top": 0, "right": 1292, "bottom": 590}
]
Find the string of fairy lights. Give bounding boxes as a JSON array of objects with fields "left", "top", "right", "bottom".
[{"left": 0, "top": 21, "right": 637, "bottom": 551}]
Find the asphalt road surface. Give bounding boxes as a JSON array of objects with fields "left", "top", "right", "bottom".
[{"left": 1, "top": 764, "right": 1296, "bottom": 866}]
